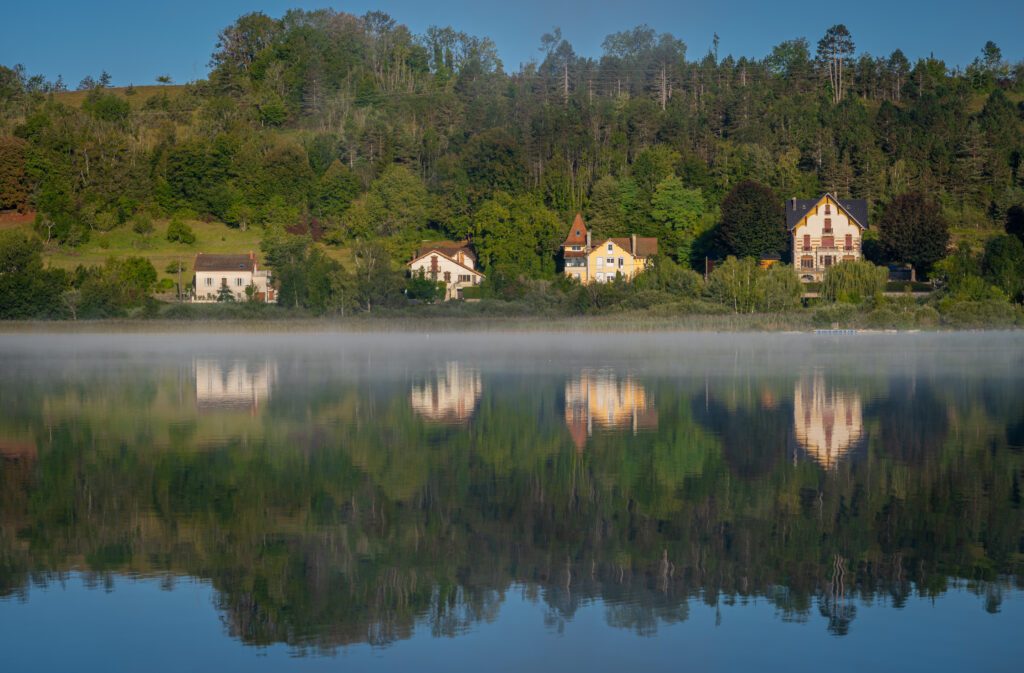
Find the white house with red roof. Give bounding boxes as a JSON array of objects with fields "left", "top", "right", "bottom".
[{"left": 407, "top": 241, "right": 485, "bottom": 301}]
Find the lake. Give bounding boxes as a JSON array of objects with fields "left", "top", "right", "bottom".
[{"left": 0, "top": 331, "right": 1022, "bottom": 672}]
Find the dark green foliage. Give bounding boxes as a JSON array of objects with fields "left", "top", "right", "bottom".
[
  {"left": 1007, "top": 205, "right": 1024, "bottom": 244},
  {"left": 878, "top": 193, "right": 950, "bottom": 275},
  {"left": 405, "top": 270, "right": 445, "bottom": 303},
  {"left": 0, "top": 230, "right": 66, "bottom": 318},
  {"left": 165, "top": 218, "right": 196, "bottom": 244},
  {"left": 982, "top": 235, "right": 1024, "bottom": 301},
  {"left": 0, "top": 135, "right": 30, "bottom": 210},
  {"left": 81, "top": 91, "right": 130, "bottom": 123},
  {"left": 717, "top": 181, "right": 786, "bottom": 259}
]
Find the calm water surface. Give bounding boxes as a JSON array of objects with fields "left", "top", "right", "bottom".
[{"left": 0, "top": 332, "right": 1022, "bottom": 672}]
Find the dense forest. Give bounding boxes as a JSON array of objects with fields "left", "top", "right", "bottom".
[{"left": 1, "top": 9, "right": 1024, "bottom": 321}]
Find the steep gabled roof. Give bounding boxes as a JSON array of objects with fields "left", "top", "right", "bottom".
[
  {"left": 194, "top": 253, "right": 257, "bottom": 272},
  {"left": 786, "top": 194, "right": 869, "bottom": 231},
  {"left": 563, "top": 213, "right": 589, "bottom": 247},
  {"left": 408, "top": 247, "right": 485, "bottom": 278},
  {"left": 415, "top": 240, "right": 476, "bottom": 262}
]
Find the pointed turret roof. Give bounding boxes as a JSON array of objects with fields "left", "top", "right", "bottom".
[{"left": 563, "top": 213, "right": 588, "bottom": 248}]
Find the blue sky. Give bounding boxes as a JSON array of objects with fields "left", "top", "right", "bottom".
[{"left": 3, "top": 1, "right": 1022, "bottom": 86}]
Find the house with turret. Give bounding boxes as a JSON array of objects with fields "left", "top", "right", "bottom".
[{"left": 561, "top": 213, "right": 657, "bottom": 284}]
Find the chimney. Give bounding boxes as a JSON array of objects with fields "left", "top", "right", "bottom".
[
  {"left": 586, "top": 231, "right": 591, "bottom": 250},
  {"left": 791, "top": 197, "right": 796, "bottom": 211},
  {"left": 631, "top": 233, "right": 637, "bottom": 255}
]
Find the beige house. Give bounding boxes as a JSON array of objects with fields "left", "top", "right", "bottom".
[
  {"left": 409, "top": 362, "right": 482, "bottom": 424},
  {"left": 787, "top": 194, "right": 869, "bottom": 282},
  {"left": 793, "top": 374, "right": 864, "bottom": 470},
  {"left": 193, "top": 253, "right": 275, "bottom": 303},
  {"left": 407, "top": 241, "right": 484, "bottom": 301},
  {"left": 561, "top": 213, "right": 657, "bottom": 284}
]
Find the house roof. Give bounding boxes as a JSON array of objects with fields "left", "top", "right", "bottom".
[
  {"left": 786, "top": 194, "right": 869, "bottom": 230},
  {"left": 598, "top": 237, "right": 659, "bottom": 258},
  {"left": 408, "top": 247, "right": 485, "bottom": 278},
  {"left": 563, "top": 213, "right": 589, "bottom": 247},
  {"left": 415, "top": 240, "right": 476, "bottom": 262},
  {"left": 194, "top": 253, "right": 257, "bottom": 272}
]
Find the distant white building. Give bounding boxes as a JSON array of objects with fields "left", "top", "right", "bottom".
[
  {"left": 192, "top": 253, "right": 275, "bottom": 303},
  {"left": 407, "top": 241, "right": 484, "bottom": 301}
]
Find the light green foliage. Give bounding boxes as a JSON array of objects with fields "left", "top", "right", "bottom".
[
  {"left": 821, "top": 260, "right": 887, "bottom": 304},
  {"left": 650, "top": 177, "right": 705, "bottom": 264},
  {"left": 707, "top": 256, "right": 762, "bottom": 313},
  {"left": 633, "top": 255, "right": 703, "bottom": 298},
  {"left": 131, "top": 213, "right": 154, "bottom": 236},
  {"left": 471, "top": 193, "right": 562, "bottom": 278},
  {"left": 165, "top": 217, "right": 196, "bottom": 244},
  {"left": 758, "top": 263, "right": 803, "bottom": 312},
  {"left": 316, "top": 160, "right": 360, "bottom": 220},
  {"left": 707, "top": 257, "right": 802, "bottom": 313},
  {"left": 342, "top": 165, "right": 431, "bottom": 242}
]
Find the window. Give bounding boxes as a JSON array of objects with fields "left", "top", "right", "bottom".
[
  {"left": 607, "top": 243, "right": 613, "bottom": 252},
  {"left": 443, "top": 271, "right": 451, "bottom": 282},
  {"left": 596, "top": 272, "right": 604, "bottom": 282},
  {"left": 801, "top": 256, "right": 814, "bottom": 269},
  {"left": 221, "top": 277, "right": 227, "bottom": 286},
  {"left": 596, "top": 257, "right": 604, "bottom": 267},
  {"left": 845, "top": 234, "right": 853, "bottom": 249},
  {"left": 606, "top": 257, "right": 614, "bottom": 265},
  {"left": 823, "top": 256, "right": 834, "bottom": 268},
  {"left": 575, "top": 230, "right": 581, "bottom": 237},
  {"left": 235, "top": 278, "right": 243, "bottom": 287},
  {"left": 825, "top": 203, "right": 831, "bottom": 215},
  {"left": 458, "top": 274, "right": 471, "bottom": 283},
  {"left": 822, "top": 236, "right": 835, "bottom": 248},
  {"left": 205, "top": 277, "right": 212, "bottom": 287},
  {"left": 803, "top": 234, "right": 811, "bottom": 250},
  {"left": 618, "top": 257, "right": 624, "bottom": 268},
  {"left": 823, "top": 218, "right": 832, "bottom": 232},
  {"left": 572, "top": 245, "right": 581, "bottom": 251}
]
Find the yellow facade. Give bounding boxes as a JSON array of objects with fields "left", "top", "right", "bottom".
[{"left": 565, "top": 240, "right": 652, "bottom": 284}]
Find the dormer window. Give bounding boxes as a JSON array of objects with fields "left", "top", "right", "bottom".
[
  {"left": 575, "top": 230, "right": 581, "bottom": 236},
  {"left": 607, "top": 243, "right": 613, "bottom": 252}
]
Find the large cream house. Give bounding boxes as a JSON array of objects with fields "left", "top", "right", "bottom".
[
  {"left": 561, "top": 213, "right": 657, "bottom": 284},
  {"left": 407, "top": 241, "right": 484, "bottom": 301},
  {"left": 787, "top": 194, "right": 869, "bottom": 282},
  {"left": 193, "top": 253, "right": 275, "bottom": 303}
]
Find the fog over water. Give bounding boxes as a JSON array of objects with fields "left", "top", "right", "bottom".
[{"left": 1, "top": 330, "right": 1022, "bottom": 671}]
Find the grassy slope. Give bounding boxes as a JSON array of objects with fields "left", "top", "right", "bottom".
[
  {"left": 52, "top": 84, "right": 189, "bottom": 109},
  {"left": 10, "top": 218, "right": 352, "bottom": 282}
]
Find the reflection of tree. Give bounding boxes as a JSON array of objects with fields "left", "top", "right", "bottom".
[{"left": 0, "top": 363, "right": 1022, "bottom": 649}]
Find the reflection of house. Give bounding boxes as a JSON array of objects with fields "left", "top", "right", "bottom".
[
  {"left": 193, "top": 253, "right": 275, "bottom": 303},
  {"left": 194, "top": 359, "right": 277, "bottom": 412},
  {"left": 793, "top": 374, "right": 864, "bottom": 469},
  {"left": 565, "top": 370, "right": 657, "bottom": 450},
  {"left": 410, "top": 362, "right": 482, "bottom": 423},
  {"left": 407, "top": 242, "right": 485, "bottom": 301},
  {"left": 0, "top": 439, "right": 36, "bottom": 462},
  {"left": 561, "top": 213, "right": 657, "bottom": 284},
  {"left": 787, "top": 194, "right": 868, "bottom": 283}
]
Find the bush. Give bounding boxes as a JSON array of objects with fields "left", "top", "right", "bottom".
[
  {"left": 821, "top": 260, "right": 887, "bottom": 304},
  {"left": 758, "top": 264, "right": 802, "bottom": 312},
  {"left": 811, "top": 303, "right": 859, "bottom": 328},
  {"left": 131, "top": 213, "right": 154, "bottom": 236},
  {"left": 165, "top": 217, "right": 196, "bottom": 244},
  {"left": 937, "top": 298, "right": 1019, "bottom": 328}
]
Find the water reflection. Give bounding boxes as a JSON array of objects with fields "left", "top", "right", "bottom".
[
  {"left": 0, "top": 335, "right": 1022, "bottom": 656},
  {"left": 564, "top": 369, "right": 657, "bottom": 450},
  {"left": 793, "top": 373, "right": 865, "bottom": 470},
  {"left": 194, "top": 359, "right": 277, "bottom": 412},
  {"left": 409, "top": 362, "right": 482, "bottom": 424}
]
